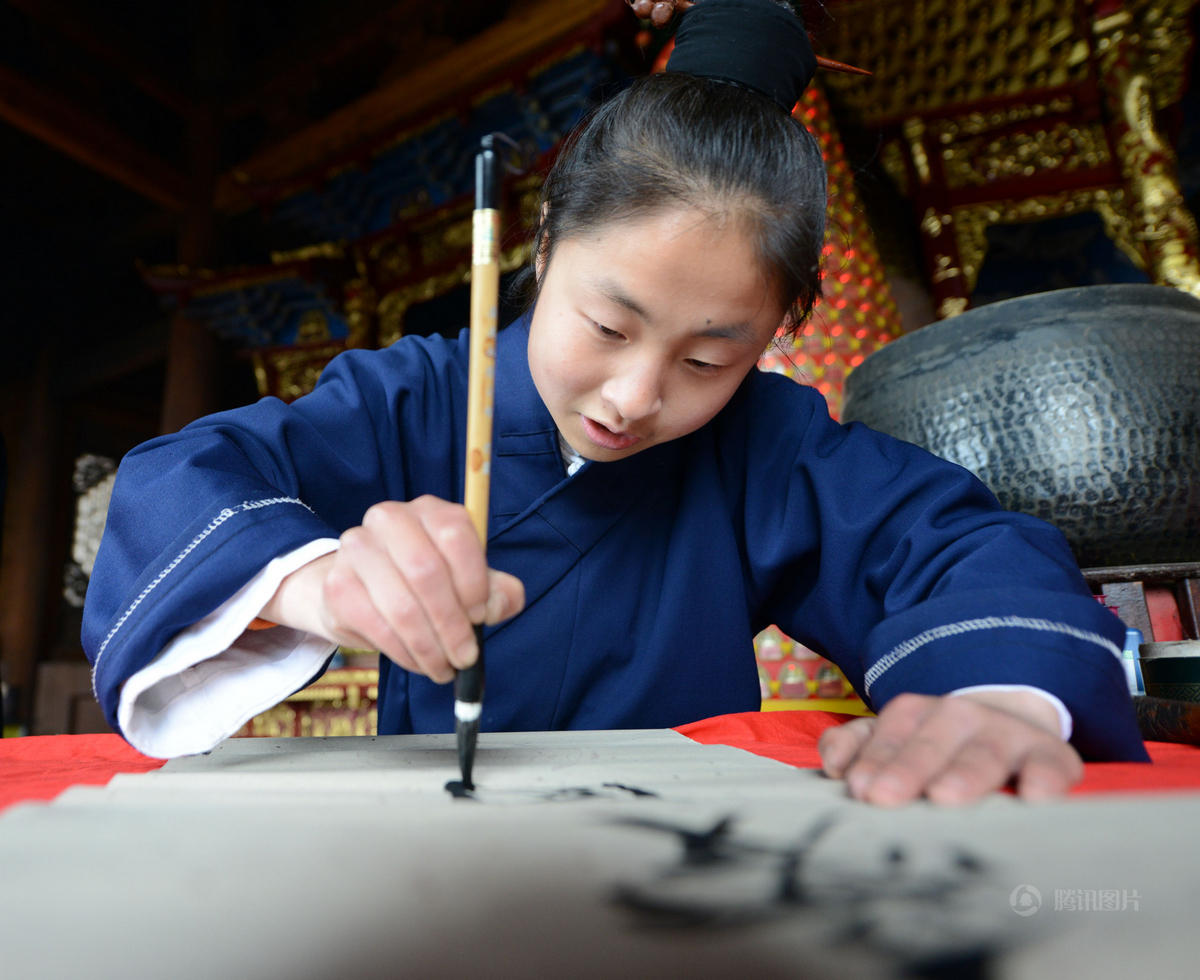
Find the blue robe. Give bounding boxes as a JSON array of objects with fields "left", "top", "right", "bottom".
[{"left": 83, "top": 314, "right": 1147, "bottom": 760}]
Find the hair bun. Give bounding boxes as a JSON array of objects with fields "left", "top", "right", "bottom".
[{"left": 665, "top": 0, "right": 816, "bottom": 113}]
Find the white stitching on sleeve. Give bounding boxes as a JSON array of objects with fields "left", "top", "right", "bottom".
[
  {"left": 91, "top": 496, "right": 315, "bottom": 698},
  {"left": 863, "top": 615, "right": 1124, "bottom": 696}
]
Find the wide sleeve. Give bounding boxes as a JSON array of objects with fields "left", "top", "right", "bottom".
[
  {"left": 737, "top": 374, "right": 1146, "bottom": 762},
  {"left": 82, "top": 336, "right": 466, "bottom": 737}
]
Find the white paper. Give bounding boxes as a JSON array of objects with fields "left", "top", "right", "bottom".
[{"left": 1, "top": 729, "right": 1196, "bottom": 979}]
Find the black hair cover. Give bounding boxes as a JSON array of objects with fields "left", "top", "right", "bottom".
[{"left": 666, "top": 0, "right": 817, "bottom": 112}]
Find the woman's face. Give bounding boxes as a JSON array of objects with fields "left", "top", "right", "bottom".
[{"left": 527, "top": 207, "right": 786, "bottom": 462}]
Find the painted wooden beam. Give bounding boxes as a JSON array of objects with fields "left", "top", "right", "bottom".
[
  {"left": 214, "top": 0, "right": 621, "bottom": 210},
  {"left": 0, "top": 63, "right": 189, "bottom": 210},
  {"left": 6, "top": 0, "right": 198, "bottom": 117}
]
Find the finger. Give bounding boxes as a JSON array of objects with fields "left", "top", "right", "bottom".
[
  {"left": 409, "top": 497, "right": 491, "bottom": 621},
  {"left": 629, "top": 0, "right": 654, "bottom": 17},
  {"left": 924, "top": 735, "right": 1015, "bottom": 806},
  {"left": 484, "top": 569, "right": 525, "bottom": 625},
  {"left": 850, "top": 695, "right": 980, "bottom": 806},
  {"left": 818, "top": 717, "right": 875, "bottom": 778},
  {"left": 340, "top": 524, "right": 459, "bottom": 683},
  {"left": 1013, "top": 742, "right": 1083, "bottom": 802},
  {"left": 839, "top": 693, "right": 942, "bottom": 799},
  {"left": 319, "top": 548, "right": 426, "bottom": 675},
  {"left": 650, "top": 2, "right": 675, "bottom": 27},
  {"left": 364, "top": 503, "right": 480, "bottom": 674}
]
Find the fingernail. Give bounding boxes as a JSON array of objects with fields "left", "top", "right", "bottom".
[
  {"left": 485, "top": 589, "right": 508, "bottom": 622},
  {"left": 468, "top": 603, "right": 487, "bottom": 623},
  {"left": 929, "top": 774, "right": 968, "bottom": 804},
  {"left": 868, "top": 775, "right": 908, "bottom": 805},
  {"left": 847, "top": 770, "right": 872, "bottom": 798},
  {"left": 455, "top": 639, "right": 478, "bottom": 669}
]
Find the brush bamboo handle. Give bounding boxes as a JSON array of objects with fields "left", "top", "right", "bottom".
[{"left": 465, "top": 206, "right": 500, "bottom": 546}]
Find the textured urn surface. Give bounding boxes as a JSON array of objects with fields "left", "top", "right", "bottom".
[{"left": 841, "top": 284, "right": 1200, "bottom": 568}]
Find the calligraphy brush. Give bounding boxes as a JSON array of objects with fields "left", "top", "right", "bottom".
[{"left": 454, "top": 134, "right": 501, "bottom": 790}]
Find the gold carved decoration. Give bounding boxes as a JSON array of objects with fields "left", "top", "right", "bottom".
[
  {"left": 377, "top": 270, "right": 470, "bottom": 347},
  {"left": 376, "top": 243, "right": 532, "bottom": 348},
  {"left": 1092, "top": 0, "right": 1196, "bottom": 110},
  {"left": 940, "top": 121, "right": 1110, "bottom": 189},
  {"left": 880, "top": 140, "right": 909, "bottom": 195},
  {"left": 903, "top": 118, "right": 931, "bottom": 183},
  {"left": 343, "top": 277, "right": 376, "bottom": 348},
  {"left": 938, "top": 296, "right": 969, "bottom": 318},
  {"left": 243, "top": 172, "right": 546, "bottom": 397},
  {"left": 1107, "top": 71, "right": 1200, "bottom": 297},
  {"left": 364, "top": 238, "right": 414, "bottom": 281},
  {"left": 950, "top": 189, "right": 1139, "bottom": 295},
  {"left": 818, "top": 0, "right": 1195, "bottom": 125},
  {"left": 930, "top": 253, "right": 963, "bottom": 284},
  {"left": 238, "top": 668, "right": 380, "bottom": 738},
  {"left": 252, "top": 341, "right": 348, "bottom": 401},
  {"left": 931, "top": 98, "right": 1076, "bottom": 140},
  {"left": 921, "top": 208, "right": 951, "bottom": 239},
  {"left": 422, "top": 216, "right": 475, "bottom": 267},
  {"left": 295, "top": 310, "right": 332, "bottom": 344},
  {"left": 269, "top": 241, "right": 347, "bottom": 265}
]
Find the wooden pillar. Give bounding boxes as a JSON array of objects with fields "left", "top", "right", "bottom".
[
  {"left": 159, "top": 2, "right": 226, "bottom": 435},
  {"left": 160, "top": 314, "right": 220, "bottom": 434},
  {"left": 158, "top": 106, "right": 219, "bottom": 434},
  {"left": 0, "top": 351, "right": 61, "bottom": 726}
]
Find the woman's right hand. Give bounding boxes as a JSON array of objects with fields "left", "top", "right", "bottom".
[
  {"left": 628, "top": 0, "right": 694, "bottom": 28},
  {"left": 258, "top": 496, "right": 524, "bottom": 683}
]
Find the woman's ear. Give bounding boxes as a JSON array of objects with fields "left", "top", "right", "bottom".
[{"left": 535, "top": 203, "right": 551, "bottom": 284}]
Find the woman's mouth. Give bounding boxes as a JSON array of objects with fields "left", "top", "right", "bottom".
[{"left": 580, "top": 415, "right": 642, "bottom": 451}]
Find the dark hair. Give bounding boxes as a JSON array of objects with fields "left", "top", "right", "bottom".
[{"left": 519, "top": 70, "right": 827, "bottom": 333}]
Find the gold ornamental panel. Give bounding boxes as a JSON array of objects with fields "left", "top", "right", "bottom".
[
  {"left": 269, "top": 241, "right": 347, "bottom": 265},
  {"left": 820, "top": 0, "right": 1195, "bottom": 125},
  {"left": 376, "top": 242, "right": 532, "bottom": 348},
  {"left": 236, "top": 668, "right": 380, "bottom": 738},
  {"left": 949, "top": 188, "right": 1139, "bottom": 297},
  {"left": 940, "top": 121, "right": 1111, "bottom": 188},
  {"left": 362, "top": 238, "right": 415, "bottom": 281},
  {"left": 1092, "top": 0, "right": 1197, "bottom": 108},
  {"left": 252, "top": 341, "right": 349, "bottom": 401}
]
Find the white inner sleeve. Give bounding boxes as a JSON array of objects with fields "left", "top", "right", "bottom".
[
  {"left": 948, "top": 684, "right": 1073, "bottom": 741},
  {"left": 118, "top": 537, "right": 341, "bottom": 759}
]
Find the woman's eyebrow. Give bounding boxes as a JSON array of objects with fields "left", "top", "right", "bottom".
[
  {"left": 695, "top": 321, "right": 756, "bottom": 342},
  {"left": 585, "top": 275, "right": 755, "bottom": 341},
  {"left": 587, "top": 275, "right": 651, "bottom": 321}
]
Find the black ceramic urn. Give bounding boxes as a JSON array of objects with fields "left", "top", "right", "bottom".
[{"left": 841, "top": 284, "right": 1200, "bottom": 568}]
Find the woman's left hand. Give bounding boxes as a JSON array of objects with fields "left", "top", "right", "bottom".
[{"left": 818, "top": 690, "right": 1083, "bottom": 806}]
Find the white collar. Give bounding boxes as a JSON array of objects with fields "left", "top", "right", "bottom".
[{"left": 557, "top": 432, "right": 586, "bottom": 477}]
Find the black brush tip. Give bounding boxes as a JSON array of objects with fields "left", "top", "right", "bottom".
[{"left": 455, "top": 714, "right": 480, "bottom": 790}]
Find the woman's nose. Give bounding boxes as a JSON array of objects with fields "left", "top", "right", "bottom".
[{"left": 601, "top": 359, "right": 665, "bottom": 423}]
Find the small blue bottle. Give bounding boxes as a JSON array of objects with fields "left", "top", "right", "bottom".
[{"left": 1122, "top": 627, "right": 1145, "bottom": 696}]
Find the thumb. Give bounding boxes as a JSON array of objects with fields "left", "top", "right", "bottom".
[{"left": 483, "top": 569, "right": 525, "bottom": 624}]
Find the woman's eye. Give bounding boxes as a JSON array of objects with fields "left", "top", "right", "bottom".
[
  {"left": 686, "top": 358, "right": 721, "bottom": 372},
  {"left": 594, "top": 322, "right": 623, "bottom": 339}
]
